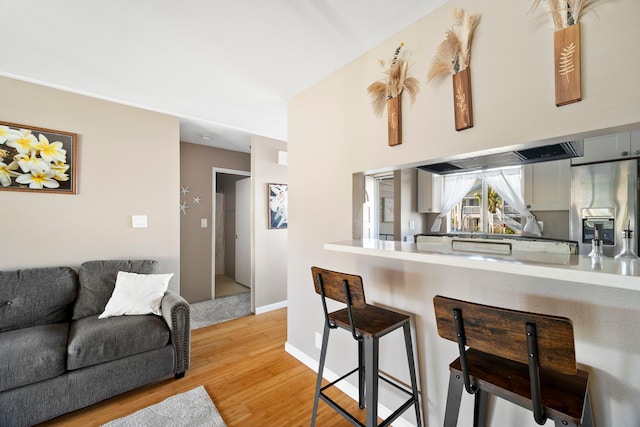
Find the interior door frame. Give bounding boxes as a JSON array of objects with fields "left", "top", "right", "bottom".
[
  {"left": 211, "top": 167, "right": 251, "bottom": 299},
  {"left": 234, "top": 176, "right": 251, "bottom": 288}
]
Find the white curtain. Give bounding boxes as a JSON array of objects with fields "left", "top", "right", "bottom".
[
  {"left": 431, "top": 173, "right": 478, "bottom": 232},
  {"left": 482, "top": 168, "right": 542, "bottom": 236}
]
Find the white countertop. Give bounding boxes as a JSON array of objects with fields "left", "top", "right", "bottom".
[{"left": 324, "top": 240, "right": 640, "bottom": 292}]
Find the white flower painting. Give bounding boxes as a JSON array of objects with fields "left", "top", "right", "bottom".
[
  {"left": 0, "top": 122, "right": 76, "bottom": 193},
  {"left": 268, "top": 183, "right": 288, "bottom": 229}
]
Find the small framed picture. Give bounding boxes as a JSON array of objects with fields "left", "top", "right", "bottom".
[
  {"left": 0, "top": 121, "right": 77, "bottom": 194},
  {"left": 267, "top": 183, "right": 288, "bottom": 229},
  {"left": 383, "top": 197, "right": 394, "bottom": 222}
]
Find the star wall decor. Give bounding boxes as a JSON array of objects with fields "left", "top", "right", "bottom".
[
  {"left": 179, "top": 200, "right": 190, "bottom": 215},
  {"left": 193, "top": 196, "right": 201, "bottom": 204},
  {"left": 180, "top": 186, "right": 190, "bottom": 196}
]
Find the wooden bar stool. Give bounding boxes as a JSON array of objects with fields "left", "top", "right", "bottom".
[
  {"left": 433, "top": 295, "right": 595, "bottom": 427},
  {"left": 310, "top": 266, "right": 422, "bottom": 427}
]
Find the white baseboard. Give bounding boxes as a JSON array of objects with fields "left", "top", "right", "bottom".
[
  {"left": 284, "top": 342, "right": 416, "bottom": 427},
  {"left": 255, "top": 299, "right": 287, "bottom": 314}
]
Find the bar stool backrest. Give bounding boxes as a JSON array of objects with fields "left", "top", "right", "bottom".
[
  {"left": 311, "top": 266, "right": 366, "bottom": 309},
  {"left": 433, "top": 295, "right": 577, "bottom": 375}
]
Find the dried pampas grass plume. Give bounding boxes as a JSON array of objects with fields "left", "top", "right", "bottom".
[
  {"left": 529, "top": 0, "right": 606, "bottom": 31},
  {"left": 427, "top": 8, "right": 481, "bottom": 82},
  {"left": 367, "top": 43, "right": 419, "bottom": 117}
]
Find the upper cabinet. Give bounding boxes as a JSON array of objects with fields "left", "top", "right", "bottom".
[
  {"left": 421, "top": 160, "right": 570, "bottom": 214},
  {"left": 524, "top": 159, "right": 571, "bottom": 211},
  {"left": 417, "top": 169, "right": 442, "bottom": 213},
  {"left": 572, "top": 131, "right": 640, "bottom": 165}
]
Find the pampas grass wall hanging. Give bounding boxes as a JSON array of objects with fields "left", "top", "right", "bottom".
[
  {"left": 530, "top": 0, "right": 605, "bottom": 106},
  {"left": 427, "top": 9, "right": 481, "bottom": 131},
  {"left": 367, "top": 43, "right": 419, "bottom": 146}
]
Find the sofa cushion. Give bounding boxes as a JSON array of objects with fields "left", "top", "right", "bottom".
[
  {"left": 67, "top": 314, "right": 170, "bottom": 370},
  {"left": 0, "top": 323, "right": 69, "bottom": 392},
  {"left": 0, "top": 267, "right": 77, "bottom": 333},
  {"left": 73, "top": 260, "right": 159, "bottom": 320},
  {"left": 99, "top": 271, "right": 173, "bottom": 319}
]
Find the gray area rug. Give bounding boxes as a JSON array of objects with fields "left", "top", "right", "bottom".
[
  {"left": 101, "top": 385, "right": 225, "bottom": 427},
  {"left": 190, "top": 292, "right": 251, "bottom": 330}
]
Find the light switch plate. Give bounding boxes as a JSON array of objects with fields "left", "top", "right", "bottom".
[
  {"left": 278, "top": 150, "right": 288, "bottom": 165},
  {"left": 201, "top": 218, "right": 208, "bottom": 228},
  {"left": 132, "top": 215, "right": 148, "bottom": 228}
]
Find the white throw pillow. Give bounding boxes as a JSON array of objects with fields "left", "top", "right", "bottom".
[{"left": 98, "top": 271, "right": 173, "bottom": 319}]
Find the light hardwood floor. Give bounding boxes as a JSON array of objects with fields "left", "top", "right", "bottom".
[{"left": 38, "top": 308, "right": 368, "bottom": 426}]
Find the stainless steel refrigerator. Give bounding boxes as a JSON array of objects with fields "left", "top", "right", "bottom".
[{"left": 570, "top": 159, "right": 638, "bottom": 256}]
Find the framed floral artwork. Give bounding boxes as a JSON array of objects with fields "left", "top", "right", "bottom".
[
  {"left": 383, "top": 197, "right": 394, "bottom": 222},
  {"left": 0, "top": 121, "right": 77, "bottom": 194},
  {"left": 268, "top": 183, "right": 288, "bottom": 229}
]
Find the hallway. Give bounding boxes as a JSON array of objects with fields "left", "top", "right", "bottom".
[{"left": 215, "top": 274, "right": 250, "bottom": 298}]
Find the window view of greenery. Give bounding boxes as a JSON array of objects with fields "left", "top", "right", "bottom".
[{"left": 450, "top": 178, "right": 522, "bottom": 234}]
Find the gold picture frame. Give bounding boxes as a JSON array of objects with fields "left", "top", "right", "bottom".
[{"left": 0, "top": 121, "right": 77, "bottom": 194}]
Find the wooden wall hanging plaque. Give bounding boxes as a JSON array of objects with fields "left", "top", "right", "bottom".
[
  {"left": 387, "top": 94, "right": 402, "bottom": 146},
  {"left": 453, "top": 67, "right": 473, "bottom": 131},
  {"left": 554, "top": 23, "right": 582, "bottom": 106}
]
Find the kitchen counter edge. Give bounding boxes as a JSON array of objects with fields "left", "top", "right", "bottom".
[{"left": 324, "top": 240, "right": 640, "bottom": 292}]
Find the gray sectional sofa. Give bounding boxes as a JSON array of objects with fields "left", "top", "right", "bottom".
[{"left": 0, "top": 260, "right": 190, "bottom": 427}]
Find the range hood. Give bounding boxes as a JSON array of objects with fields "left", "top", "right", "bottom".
[{"left": 417, "top": 140, "right": 583, "bottom": 175}]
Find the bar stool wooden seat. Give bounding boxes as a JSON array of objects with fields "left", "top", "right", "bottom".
[
  {"left": 433, "top": 295, "right": 595, "bottom": 427},
  {"left": 311, "top": 266, "right": 422, "bottom": 427}
]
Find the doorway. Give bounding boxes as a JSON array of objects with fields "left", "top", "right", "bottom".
[
  {"left": 374, "top": 173, "right": 395, "bottom": 240},
  {"left": 212, "top": 168, "right": 251, "bottom": 299}
]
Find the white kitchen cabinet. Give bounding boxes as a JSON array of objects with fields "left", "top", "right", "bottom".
[
  {"left": 632, "top": 130, "right": 640, "bottom": 156},
  {"left": 524, "top": 159, "right": 570, "bottom": 211},
  {"left": 417, "top": 169, "right": 442, "bottom": 213},
  {"left": 572, "top": 132, "right": 634, "bottom": 165}
]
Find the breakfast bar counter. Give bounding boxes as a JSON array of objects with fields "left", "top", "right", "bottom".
[{"left": 325, "top": 239, "right": 640, "bottom": 292}]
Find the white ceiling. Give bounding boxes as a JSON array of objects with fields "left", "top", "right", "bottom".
[{"left": 0, "top": 0, "right": 447, "bottom": 153}]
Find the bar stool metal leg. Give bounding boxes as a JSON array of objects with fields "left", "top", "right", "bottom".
[
  {"left": 443, "top": 371, "right": 464, "bottom": 427},
  {"left": 359, "top": 339, "right": 365, "bottom": 409},
  {"left": 402, "top": 322, "right": 423, "bottom": 427},
  {"left": 581, "top": 390, "right": 595, "bottom": 427},
  {"left": 364, "top": 335, "right": 379, "bottom": 427},
  {"left": 473, "top": 389, "right": 489, "bottom": 427},
  {"left": 311, "top": 323, "right": 331, "bottom": 427}
]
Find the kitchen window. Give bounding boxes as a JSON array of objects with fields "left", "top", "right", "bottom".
[{"left": 431, "top": 166, "right": 542, "bottom": 236}]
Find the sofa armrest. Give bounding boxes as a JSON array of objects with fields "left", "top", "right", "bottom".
[{"left": 161, "top": 291, "right": 190, "bottom": 377}]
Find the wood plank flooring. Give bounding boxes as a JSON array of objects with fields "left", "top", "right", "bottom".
[{"left": 38, "top": 308, "right": 368, "bottom": 426}]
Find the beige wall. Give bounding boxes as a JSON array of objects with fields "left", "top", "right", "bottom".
[
  {"left": 0, "top": 76, "right": 181, "bottom": 292},
  {"left": 179, "top": 142, "right": 250, "bottom": 302},
  {"left": 288, "top": 1, "right": 640, "bottom": 426},
  {"left": 251, "top": 135, "right": 288, "bottom": 311}
]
